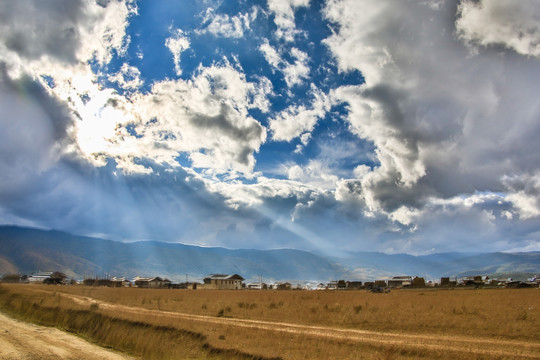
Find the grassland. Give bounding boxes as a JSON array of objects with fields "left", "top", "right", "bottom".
[{"left": 0, "top": 284, "right": 539, "bottom": 359}]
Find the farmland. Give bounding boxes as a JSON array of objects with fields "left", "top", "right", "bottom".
[{"left": 0, "top": 284, "right": 539, "bottom": 359}]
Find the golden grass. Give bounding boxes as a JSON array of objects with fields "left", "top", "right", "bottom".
[
  {"left": 40, "top": 285, "right": 540, "bottom": 340},
  {"left": 1, "top": 284, "right": 539, "bottom": 360},
  {"left": 0, "top": 285, "right": 280, "bottom": 360}
]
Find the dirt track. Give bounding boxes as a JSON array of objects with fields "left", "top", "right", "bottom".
[
  {"left": 0, "top": 311, "right": 134, "bottom": 360},
  {"left": 65, "top": 293, "right": 540, "bottom": 359}
]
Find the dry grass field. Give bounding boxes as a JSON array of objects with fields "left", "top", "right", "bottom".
[{"left": 0, "top": 284, "right": 539, "bottom": 359}]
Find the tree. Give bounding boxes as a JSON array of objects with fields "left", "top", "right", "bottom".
[
  {"left": 412, "top": 276, "right": 426, "bottom": 288},
  {"left": 0, "top": 274, "right": 21, "bottom": 283},
  {"left": 44, "top": 271, "right": 68, "bottom": 285}
]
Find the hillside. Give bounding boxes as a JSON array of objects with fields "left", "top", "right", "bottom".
[
  {"left": 0, "top": 226, "right": 538, "bottom": 282},
  {"left": 0, "top": 226, "right": 348, "bottom": 282}
]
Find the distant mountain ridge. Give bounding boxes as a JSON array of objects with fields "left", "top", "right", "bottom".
[
  {"left": 332, "top": 251, "right": 540, "bottom": 280},
  {"left": 0, "top": 226, "right": 538, "bottom": 282}
]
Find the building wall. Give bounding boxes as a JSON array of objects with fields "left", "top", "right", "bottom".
[{"left": 201, "top": 279, "right": 242, "bottom": 290}]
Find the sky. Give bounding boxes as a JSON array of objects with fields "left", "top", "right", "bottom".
[{"left": 1, "top": 0, "right": 540, "bottom": 255}]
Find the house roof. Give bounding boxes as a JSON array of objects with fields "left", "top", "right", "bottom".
[
  {"left": 206, "top": 274, "right": 244, "bottom": 281},
  {"left": 391, "top": 276, "right": 412, "bottom": 280},
  {"left": 30, "top": 272, "right": 53, "bottom": 277},
  {"left": 134, "top": 276, "right": 168, "bottom": 282}
]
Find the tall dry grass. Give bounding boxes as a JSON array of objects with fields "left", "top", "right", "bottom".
[
  {"left": 41, "top": 285, "right": 540, "bottom": 340},
  {"left": 0, "top": 285, "right": 281, "bottom": 360},
  {"left": 1, "top": 284, "right": 539, "bottom": 360}
]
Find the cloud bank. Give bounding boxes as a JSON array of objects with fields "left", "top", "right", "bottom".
[{"left": 0, "top": 0, "right": 539, "bottom": 255}]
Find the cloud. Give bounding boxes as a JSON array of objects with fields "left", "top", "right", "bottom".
[
  {"left": 0, "top": 0, "right": 139, "bottom": 168},
  {"left": 1, "top": 0, "right": 539, "bottom": 254},
  {"left": 165, "top": 29, "right": 190, "bottom": 76},
  {"left": 269, "top": 84, "right": 329, "bottom": 141},
  {"left": 198, "top": 7, "right": 258, "bottom": 38},
  {"left": 456, "top": 0, "right": 540, "bottom": 58},
  {"left": 0, "top": 0, "right": 269, "bottom": 178},
  {"left": 503, "top": 173, "right": 540, "bottom": 219},
  {"left": 287, "top": 161, "right": 339, "bottom": 190},
  {"left": 323, "top": 0, "right": 540, "bottom": 232},
  {"left": 108, "top": 63, "right": 143, "bottom": 91},
  {"left": 57, "top": 62, "right": 269, "bottom": 177},
  {"left": 130, "top": 64, "right": 268, "bottom": 175},
  {"left": 259, "top": 40, "right": 310, "bottom": 87},
  {"left": 0, "top": 68, "right": 74, "bottom": 200},
  {"left": 267, "top": 0, "right": 310, "bottom": 42},
  {"left": 0, "top": 0, "right": 134, "bottom": 77}
]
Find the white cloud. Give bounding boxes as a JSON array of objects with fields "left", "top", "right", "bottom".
[
  {"left": 249, "top": 75, "right": 274, "bottom": 113},
  {"left": 322, "top": 2, "right": 394, "bottom": 85},
  {"left": 267, "top": 0, "right": 310, "bottom": 42},
  {"left": 108, "top": 63, "right": 143, "bottom": 91},
  {"left": 129, "top": 64, "right": 268, "bottom": 175},
  {"left": 324, "top": 0, "right": 540, "bottom": 230},
  {"left": 283, "top": 47, "right": 310, "bottom": 87},
  {"left": 259, "top": 40, "right": 310, "bottom": 87},
  {"left": 0, "top": 0, "right": 270, "bottom": 178},
  {"left": 206, "top": 175, "right": 315, "bottom": 208},
  {"left": 0, "top": 0, "right": 139, "bottom": 172},
  {"left": 287, "top": 160, "right": 339, "bottom": 190},
  {"left": 198, "top": 7, "right": 258, "bottom": 38},
  {"left": 0, "top": 0, "right": 280, "bottom": 183},
  {"left": 300, "top": 132, "right": 311, "bottom": 146},
  {"left": 502, "top": 173, "right": 540, "bottom": 219},
  {"left": 270, "top": 84, "right": 329, "bottom": 141},
  {"left": 165, "top": 29, "right": 190, "bottom": 76},
  {"left": 259, "top": 41, "right": 281, "bottom": 68},
  {"left": 0, "top": 0, "right": 135, "bottom": 79},
  {"left": 353, "top": 165, "right": 371, "bottom": 179},
  {"left": 1, "top": 0, "right": 540, "bottom": 254},
  {"left": 457, "top": 0, "right": 540, "bottom": 58}
]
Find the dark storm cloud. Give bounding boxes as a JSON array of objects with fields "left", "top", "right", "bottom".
[
  {"left": 326, "top": 0, "right": 540, "bottom": 216},
  {"left": 0, "top": 66, "right": 75, "bottom": 200}
]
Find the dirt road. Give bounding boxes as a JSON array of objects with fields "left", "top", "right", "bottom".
[
  {"left": 0, "top": 311, "right": 135, "bottom": 360},
  {"left": 64, "top": 292, "right": 540, "bottom": 359}
]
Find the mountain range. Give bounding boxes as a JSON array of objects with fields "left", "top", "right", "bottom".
[{"left": 0, "top": 226, "right": 538, "bottom": 283}]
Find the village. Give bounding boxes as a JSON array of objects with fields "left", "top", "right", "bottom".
[{"left": 1, "top": 271, "right": 539, "bottom": 290}]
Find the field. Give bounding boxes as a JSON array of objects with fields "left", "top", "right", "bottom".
[{"left": 0, "top": 284, "right": 539, "bottom": 359}]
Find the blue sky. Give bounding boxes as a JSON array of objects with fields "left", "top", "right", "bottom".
[{"left": 1, "top": 0, "right": 540, "bottom": 255}]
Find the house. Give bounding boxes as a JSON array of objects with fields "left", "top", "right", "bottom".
[
  {"left": 327, "top": 280, "right": 347, "bottom": 290},
  {"left": 387, "top": 276, "right": 412, "bottom": 288},
  {"left": 133, "top": 276, "right": 171, "bottom": 288},
  {"left": 246, "top": 282, "right": 267, "bottom": 290},
  {"left": 27, "top": 272, "right": 53, "bottom": 284},
  {"left": 326, "top": 281, "right": 338, "bottom": 290},
  {"left": 440, "top": 277, "right": 457, "bottom": 287},
  {"left": 172, "top": 282, "right": 198, "bottom": 289},
  {"left": 111, "top": 276, "right": 131, "bottom": 287},
  {"left": 83, "top": 278, "right": 113, "bottom": 286},
  {"left": 506, "top": 281, "right": 534, "bottom": 289},
  {"left": 201, "top": 274, "right": 244, "bottom": 290},
  {"left": 271, "top": 282, "right": 292, "bottom": 290},
  {"left": 346, "top": 281, "right": 363, "bottom": 289},
  {"left": 460, "top": 276, "right": 483, "bottom": 287}
]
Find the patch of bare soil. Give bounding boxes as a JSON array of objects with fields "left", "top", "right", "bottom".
[{"left": 0, "top": 311, "right": 135, "bottom": 360}]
